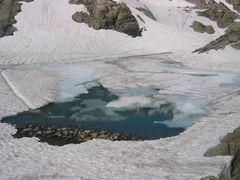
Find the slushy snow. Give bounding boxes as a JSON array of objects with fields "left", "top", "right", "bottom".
[{"left": 0, "top": 0, "right": 240, "bottom": 179}]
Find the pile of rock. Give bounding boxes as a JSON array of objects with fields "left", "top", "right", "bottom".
[
  {"left": 69, "top": 0, "right": 142, "bottom": 37},
  {"left": 14, "top": 124, "right": 140, "bottom": 146}
]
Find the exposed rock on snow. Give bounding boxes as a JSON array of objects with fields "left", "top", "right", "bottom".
[
  {"left": 70, "top": 0, "right": 142, "bottom": 37},
  {"left": 205, "top": 125, "right": 240, "bottom": 157},
  {"left": 0, "top": 0, "right": 240, "bottom": 179},
  {"left": 194, "top": 21, "right": 240, "bottom": 52},
  {"left": 226, "top": 0, "right": 240, "bottom": 12},
  {"left": 197, "top": 2, "right": 239, "bottom": 28},
  {"left": 191, "top": 20, "right": 215, "bottom": 34},
  {"left": 204, "top": 126, "right": 240, "bottom": 180},
  {"left": 192, "top": 0, "right": 240, "bottom": 52},
  {"left": 0, "top": 0, "right": 31, "bottom": 37}
]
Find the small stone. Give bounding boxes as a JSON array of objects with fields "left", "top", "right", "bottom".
[
  {"left": 84, "top": 130, "right": 91, "bottom": 134},
  {"left": 98, "top": 134, "right": 108, "bottom": 139},
  {"left": 36, "top": 131, "right": 42, "bottom": 136},
  {"left": 110, "top": 134, "right": 119, "bottom": 141},
  {"left": 33, "top": 127, "right": 40, "bottom": 131},
  {"left": 91, "top": 132, "right": 98, "bottom": 138},
  {"left": 22, "top": 128, "right": 32, "bottom": 133},
  {"left": 99, "top": 130, "right": 107, "bottom": 135},
  {"left": 84, "top": 137, "right": 92, "bottom": 141},
  {"left": 78, "top": 132, "right": 86, "bottom": 139}
]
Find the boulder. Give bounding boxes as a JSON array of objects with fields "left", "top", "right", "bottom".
[
  {"left": 191, "top": 21, "right": 215, "bottom": 34},
  {"left": 70, "top": 0, "right": 142, "bottom": 37}
]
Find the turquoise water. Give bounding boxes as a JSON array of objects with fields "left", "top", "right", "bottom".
[{"left": 3, "top": 85, "right": 184, "bottom": 139}]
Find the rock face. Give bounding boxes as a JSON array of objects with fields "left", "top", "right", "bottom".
[
  {"left": 191, "top": 21, "right": 215, "bottom": 34},
  {"left": 205, "top": 126, "right": 240, "bottom": 157},
  {"left": 194, "top": 21, "right": 240, "bottom": 53},
  {"left": 204, "top": 126, "right": 240, "bottom": 180},
  {"left": 197, "top": 2, "right": 239, "bottom": 28},
  {"left": 190, "top": 0, "right": 240, "bottom": 53},
  {"left": 231, "top": 150, "right": 240, "bottom": 180},
  {"left": 70, "top": 0, "right": 142, "bottom": 37},
  {"left": 0, "top": 0, "right": 31, "bottom": 37},
  {"left": 0, "top": 0, "right": 19, "bottom": 37},
  {"left": 226, "top": 0, "right": 240, "bottom": 12}
]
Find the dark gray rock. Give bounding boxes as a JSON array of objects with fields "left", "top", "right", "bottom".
[{"left": 70, "top": 0, "right": 142, "bottom": 37}]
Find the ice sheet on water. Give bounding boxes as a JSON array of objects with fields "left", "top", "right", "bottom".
[{"left": 46, "top": 64, "right": 96, "bottom": 103}]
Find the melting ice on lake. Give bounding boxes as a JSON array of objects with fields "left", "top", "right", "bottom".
[
  {"left": 3, "top": 54, "right": 240, "bottom": 140},
  {"left": 3, "top": 85, "right": 208, "bottom": 139}
]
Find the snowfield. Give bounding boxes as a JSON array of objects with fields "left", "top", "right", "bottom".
[{"left": 0, "top": 0, "right": 240, "bottom": 179}]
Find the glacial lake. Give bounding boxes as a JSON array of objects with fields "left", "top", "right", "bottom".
[{"left": 3, "top": 85, "right": 185, "bottom": 139}]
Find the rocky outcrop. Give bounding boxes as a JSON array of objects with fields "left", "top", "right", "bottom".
[
  {"left": 226, "top": 0, "right": 240, "bottom": 13},
  {"left": 197, "top": 2, "right": 239, "bottom": 28},
  {"left": 204, "top": 126, "right": 240, "bottom": 180},
  {"left": 231, "top": 150, "right": 240, "bottom": 180},
  {"left": 14, "top": 124, "right": 140, "bottom": 146},
  {"left": 194, "top": 21, "right": 240, "bottom": 53},
  {"left": 190, "top": 0, "right": 240, "bottom": 53},
  {"left": 70, "top": 0, "right": 142, "bottom": 37},
  {"left": 0, "top": 0, "right": 31, "bottom": 37},
  {"left": 205, "top": 126, "right": 240, "bottom": 157},
  {"left": 191, "top": 21, "right": 215, "bottom": 34}
]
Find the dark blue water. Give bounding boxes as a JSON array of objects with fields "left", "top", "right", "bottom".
[{"left": 3, "top": 85, "right": 184, "bottom": 139}]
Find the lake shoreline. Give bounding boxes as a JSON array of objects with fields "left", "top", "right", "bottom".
[{"left": 12, "top": 123, "right": 142, "bottom": 146}]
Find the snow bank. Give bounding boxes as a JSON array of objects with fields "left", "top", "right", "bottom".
[{"left": 0, "top": 0, "right": 240, "bottom": 179}]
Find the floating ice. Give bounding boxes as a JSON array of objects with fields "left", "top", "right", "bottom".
[{"left": 46, "top": 64, "right": 96, "bottom": 102}]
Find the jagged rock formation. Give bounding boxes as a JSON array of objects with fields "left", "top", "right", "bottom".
[
  {"left": 70, "top": 0, "right": 142, "bottom": 37},
  {"left": 204, "top": 126, "right": 240, "bottom": 180},
  {"left": 191, "top": 20, "right": 215, "bottom": 34},
  {"left": 197, "top": 2, "right": 239, "bottom": 28},
  {"left": 192, "top": 0, "right": 240, "bottom": 53},
  {"left": 0, "top": 0, "right": 31, "bottom": 37},
  {"left": 226, "top": 0, "right": 240, "bottom": 12},
  {"left": 194, "top": 21, "right": 240, "bottom": 53}
]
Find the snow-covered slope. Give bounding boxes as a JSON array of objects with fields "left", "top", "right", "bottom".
[{"left": 0, "top": 0, "right": 240, "bottom": 179}]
